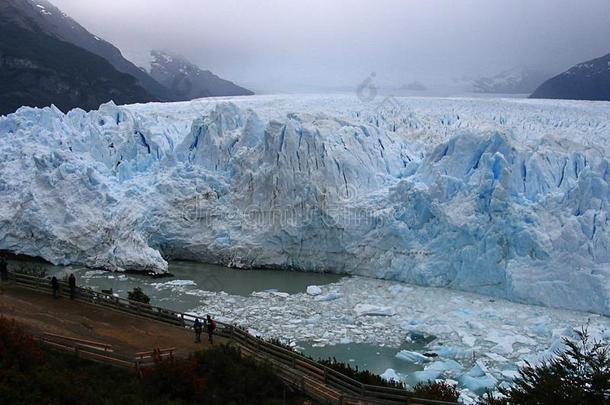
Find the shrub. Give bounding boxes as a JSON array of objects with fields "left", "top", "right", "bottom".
[
  {"left": 480, "top": 327, "right": 610, "bottom": 405},
  {"left": 128, "top": 287, "right": 151, "bottom": 304},
  {"left": 318, "top": 357, "right": 406, "bottom": 389},
  {"left": 0, "top": 320, "right": 312, "bottom": 404},
  {"left": 413, "top": 380, "right": 460, "bottom": 402},
  {"left": 143, "top": 344, "right": 292, "bottom": 405},
  {"left": 265, "top": 338, "right": 409, "bottom": 390},
  {"left": 0, "top": 317, "right": 43, "bottom": 370}
]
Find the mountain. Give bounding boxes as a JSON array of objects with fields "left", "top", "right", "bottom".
[
  {"left": 400, "top": 81, "right": 427, "bottom": 91},
  {"left": 147, "top": 50, "right": 254, "bottom": 100},
  {"left": 473, "top": 68, "right": 548, "bottom": 94},
  {"left": 1, "top": 95, "right": 609, "bottom": 316},
  {"left": 530, "top": 53, "right": 610, "bottom": 101},
  {"left": 1, "top": 0, "right": 172, "bottom": 102},
  {"left": 0, "top": 9, "right": 154, "bottom": 115}
]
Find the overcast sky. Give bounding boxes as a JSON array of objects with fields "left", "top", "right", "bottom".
[{"left": 51, "top": 0, "right": 610, "bottom": 93}]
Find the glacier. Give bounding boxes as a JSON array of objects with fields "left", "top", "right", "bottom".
[{"left": 1, "top": 94, "right": 609, "bottom": 315}]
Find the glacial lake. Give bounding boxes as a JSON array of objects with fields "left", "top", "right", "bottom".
[
  {"left": 11, "top": 259, "right": 429, "bottom": 383},
  {"left": 10, "top": 258, "right": 608, "bottom": 397},
  {"left": 297, "top": 342, "right": 428, "bottom": 387},
  {"left": 27, "top": 260, "right": 344, "bottom": 312}
]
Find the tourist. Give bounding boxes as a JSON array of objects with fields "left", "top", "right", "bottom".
[
  {"left": 206, "top": 314, "right": 216, "bottom": 344},
  {"left": 0, "top": 256, "right": 7, "bottom": 282},
  {"left": 51, "top": 276, "right": 59, "bottom": 299},
  {"left": 68, "top": 273, "right": 76, "bottom": 299},
  {"left": 193, "top": 318, "right": 203, "bottom": 343}
]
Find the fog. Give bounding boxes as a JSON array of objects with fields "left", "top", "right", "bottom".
[{"left": 51, "top": 0, "right": 610, "bottom": 93}]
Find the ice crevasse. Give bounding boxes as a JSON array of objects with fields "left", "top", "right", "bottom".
[{"left": 0, "top": 94, "right": 609, "bottom": 315}]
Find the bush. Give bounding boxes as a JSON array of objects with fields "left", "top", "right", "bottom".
[
  {"left": 0, "top": 319, "right": 307, "bottom": 405},
  {"left": 0, "top": 317, "right": 156, "bottom": 405},
  {"left": 143, "top": 344, "right": 299, "bottom": 405},
  {"left": 128, "top": 287, "right": 151, "bottom": 304},
  {"left": 317, "top": 357, "right": 406, "bottom": 389},
  {"left": 0, "top": 317, "right": 43, "bottom": 370},
  {"left": 265, "top": 337, "right": 407, "bottom": 390},
  {"left": 480, "top": 328, "right": 610, "bottom": 405},
  {"left": 413, "top": 380, "right": 460, "bottom": 402}
]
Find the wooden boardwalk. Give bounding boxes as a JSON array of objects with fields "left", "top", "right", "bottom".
[{"left": 1, "top": 272, "right": 458, "bottom": 405}]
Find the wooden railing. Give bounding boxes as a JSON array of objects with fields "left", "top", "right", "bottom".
[
  {"left": 8, "top": 271, "right": 458, "bottom": 405},
  {"left": 35, "top": 333, "right": 134, "bottom": 369}
]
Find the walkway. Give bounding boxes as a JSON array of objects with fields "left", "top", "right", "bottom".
[
  {"left": 1, "top": 273, "right": 458, "bottom": 405},
  {"left": 0, "top": 284, "right": 221, "bottom": 356}
]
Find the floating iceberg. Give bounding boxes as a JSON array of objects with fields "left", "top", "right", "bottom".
[
  {"left": 1, "top": 95, "right": 610, "bottom": 315},
  {"left": 396, "top": 350, "right": 431, "bottom": 363},
  {"left": 380, "top": 368, "right": 401, "bottom": 382},
  {"left": 354, "top": 304, "right": 396, "bottom": 317},
  {"left": 306, "top": 285, "right": 323, "bottom": 296}
]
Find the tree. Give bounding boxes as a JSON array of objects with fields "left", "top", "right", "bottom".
[
  {"left": 480, "top": 327, "right": 610, "bottom": 405},
  {"left": 128, "top": 287, "right": 150, "bottom": 305},
  {"left": 413, "top": 381, "right": 460, "bottom": 402}
]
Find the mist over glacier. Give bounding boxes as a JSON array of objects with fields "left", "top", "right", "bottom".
[{"left": 1, "top": 94, "right": 609, "bottom": 315}]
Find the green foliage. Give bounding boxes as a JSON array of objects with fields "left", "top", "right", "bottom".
[
  {"left": 265, "top": 337, "right": 407, "bottom": 390},
  {"left": 317, "top": 357, "right": 406, "bottom": 389},
  {"left": 479, "top": 328, "right": 610, "bottom": 405},
  {"left": 413, "top": 380, "right": 461, "bottom": 402},
  {"left": 143, "top": 345, "right": 294, "bottom": 405},
  {"left": 0, "top": 317, "right": 43, "bottom": 371},
  {"left": 0, "top": 318, "right": 311, "bottom": 405},
  {"left": 0, "top": 317, "right": 163, "bottom": 405},
  {"left": 128, "top": 287, "right": 151, "bottom": 304}
]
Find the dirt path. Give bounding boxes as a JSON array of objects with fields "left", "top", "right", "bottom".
[{"left": 0, "top": 284, "right": 225, "bottom": 357}]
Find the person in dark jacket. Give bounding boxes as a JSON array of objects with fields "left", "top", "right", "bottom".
[
  {"left": 0, "top": 256, "right": 7, "bottom": 282},
  {"left": 193, "top": 318, "right": 203, "bottom": 343},
  {"left": 51, "top": 276, "right": 60, "bottom": 299},
  {"left": 68, "top": 274, "right": 76, "bottom": 299},
  {"left": 206, "top": 314, "right": 216, "bottom": 344}
]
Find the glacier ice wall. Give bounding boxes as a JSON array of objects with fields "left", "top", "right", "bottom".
[{"left": 1, "top": 95, "right": 609, "bottom": 315}]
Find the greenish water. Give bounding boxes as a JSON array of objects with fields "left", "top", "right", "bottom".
[
  {"left": 10, "top": 259, "right": 427, "bottom": 383},
  {"left": 297, "top": 342, "right": 427, "bottom": 386},
  {"left": 15, "top": 260, "right": 344, "bottom": 313}
]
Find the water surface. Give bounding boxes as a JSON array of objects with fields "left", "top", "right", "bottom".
[{"left": 34, "top": 260, "right": 344, "bottom": 313}]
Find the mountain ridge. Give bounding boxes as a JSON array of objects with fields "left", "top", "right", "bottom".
[
  {"left": 531, "top": 53, "right": 610, "bottom": 101},
  {"left": 0, "top": 13, "right": 155, "bottom": 115},
  {"left": 148, "top": 50, "right": 254, "bottom": 100},
  {"left": 473, "top": 68, "right": 549, "bottom": 94},
  {"left": 2, "top": 0, "right": 173, "bottom": 101}
]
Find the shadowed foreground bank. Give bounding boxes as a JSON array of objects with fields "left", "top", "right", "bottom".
[{"left": 0, "top": 317, "right": 312, "bottom": 405}]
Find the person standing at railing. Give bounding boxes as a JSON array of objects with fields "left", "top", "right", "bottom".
[
  {"left": 68, "top": 273, "right": 76, "bottom": 300},
  {"left": 51, "top": 276, "right": 60, "bottom": 299},
  {"left": 0, "top": 255, "right": 7, "bottom": 282},
  {"left": 193, "top": 318, "right": 203, "bottom": 343},
  {"left": 206, "top": 314, "right": 216, "bottom": 344}
]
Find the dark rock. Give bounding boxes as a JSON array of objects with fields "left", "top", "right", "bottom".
[
  {"left": 530, "top": 53, "right": 610, "bottom": 101},
  {"left": 148, "top": 50, "right": 254, "bottom": 100}
]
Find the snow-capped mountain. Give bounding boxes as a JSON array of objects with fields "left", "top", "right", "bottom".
[
  {"left": 0, "top": 0, "right": 155, "bottom": 115},
  {"left": 1, "top": 0, "right": 172, "bottom": 102},
  {"left": 400, "top": 81, "right": 428, "bottom": 92},
  {"left": 531, "top": 53, "right": 610, "bottom": 101},
  {"left": 473, "top": 68, "right": 549, "bottom": 94},
  {"left": 1, "top": 95, "right": 609, "bottom": 316},
  {"left": 147, "top": 50, "right": 254, "bottom": 100}
]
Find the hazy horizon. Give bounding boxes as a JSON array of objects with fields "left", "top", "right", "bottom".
[{"left": 50, "top": 0, "right": 610, "bottom": 93}]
